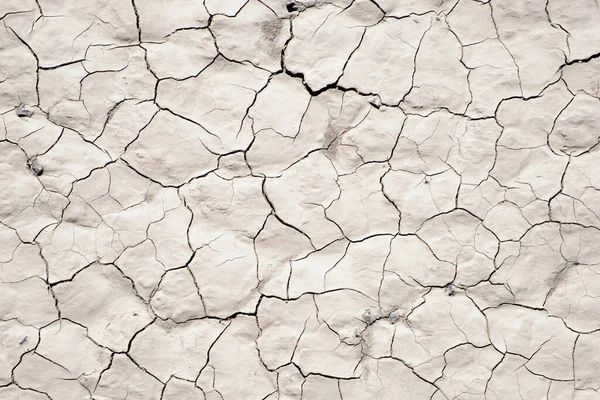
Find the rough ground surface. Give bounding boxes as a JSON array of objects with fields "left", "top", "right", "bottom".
[{"left": 1, "top": 0, "right": 600, "bottom": 399}]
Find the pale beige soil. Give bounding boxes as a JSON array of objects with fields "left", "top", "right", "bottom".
[{"left": 1, "top": 0, "right": 600, "bottom": 399}]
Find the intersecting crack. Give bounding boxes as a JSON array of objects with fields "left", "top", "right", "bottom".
[{"left": 2, "top": 0, "right": 600, "bottom": 399}]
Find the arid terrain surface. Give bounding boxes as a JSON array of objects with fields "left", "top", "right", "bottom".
[{"left": 2, "top": 0, "right": 600, "bottom": 399}]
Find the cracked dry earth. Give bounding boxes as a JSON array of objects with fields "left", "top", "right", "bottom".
[{"left": 3, "top": 0, "right": 600, "bottom": 400}]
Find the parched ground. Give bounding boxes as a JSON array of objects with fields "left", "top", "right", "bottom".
[{"left": 1, "top": 0, "right": 600, "bottom": 399}]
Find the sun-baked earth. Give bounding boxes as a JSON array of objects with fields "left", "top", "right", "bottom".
[{"left": 1, "top": 0, "right": 600, "bottom": 399}]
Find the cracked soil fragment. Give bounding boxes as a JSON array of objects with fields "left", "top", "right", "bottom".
[{"left": 2, "top": 0, "right": 600, "bottom": 398}]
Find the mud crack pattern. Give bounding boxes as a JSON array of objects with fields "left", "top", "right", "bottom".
[{"left": 1, "top": 0, "right": 600, "bottom": 399}]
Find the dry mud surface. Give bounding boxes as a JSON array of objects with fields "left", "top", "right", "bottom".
[{"left": 1, "top": 0, "right": 600, "bottom": 399}]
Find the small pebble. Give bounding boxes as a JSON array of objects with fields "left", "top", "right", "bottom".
[
  {"left": 361, "top": 308, "right": 375, "bottom": 324},
  {"left": 389, "top": 311, "right": 400, "bottom": 323},
  {"left": 17, "top": 105, "right": 34, "bottom": 118},
  {"left": 28, "top": 157, "right": 44, "bottom": 176},
  {"left": 286, "top": 1, "right": 305, "bottom": 12},
  {"left": 446, "top": 284, "right": 455, "bottom": 296}
]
